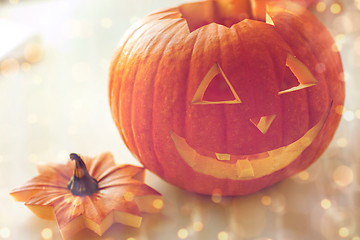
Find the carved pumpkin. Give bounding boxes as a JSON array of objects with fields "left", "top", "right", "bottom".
[{"left": 109, "top": 0, "right": 344, "bottom": 196}]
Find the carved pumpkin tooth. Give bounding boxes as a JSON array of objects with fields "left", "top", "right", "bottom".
[{"left": 215, "top": 153, "right": 231, "bottom": 161}]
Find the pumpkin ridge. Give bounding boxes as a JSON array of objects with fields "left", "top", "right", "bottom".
[
  {"left": 110, "top": 19, "right": 159, "bottom": 130},
  {"left": 151, "top": 23, "right": 191, "bottom": 178},
  {"left": 113, "top": 19, "right": 167, "bottom": 141},
  {"left": 117, "top": 19, "right": 174, "bottom": 157},
  {"left": 131, "top": 20, "right": 184, "bottom": 174},
  {"left": 181, "top": 26, "right": 201, "bottom": 143},
  {"left": 109, "top": 20, "right": 148, "bottom": 110}
]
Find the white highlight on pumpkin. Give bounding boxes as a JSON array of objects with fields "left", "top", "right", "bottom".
[
  {"left": 191, "top": 62, "right": 241, "bottom": 105},
  {"left": 278, "top": 53, "right": 318, "bottom": 95}
]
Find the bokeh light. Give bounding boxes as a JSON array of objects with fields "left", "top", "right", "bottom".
[
  {"left": 316, "top": 1, "right": 327, "bottom": 12},
  {"left": 321, "top": 199, "right": 331, "bottom": 209},
  {"left": 153, "top": 199, "right": 164, "bottom": 210},
  {"left": 0, "top": 227, "right": 11, "bottom": 239},
  {"left": 177, "top": 228, "right": 188, "bottom": 239},
  {"left": 41, "top": 228, "right": 53, "bottom": 240},
  {"left": 192, "top": 221, "right": 203, "bottom": 232},
  {"left": 124, "top": 191, "right": 134, "bottom": 202},
  {"left": 261, "top": 195, "right": 272, "bottom": 206},
  {"left": 335, "top": 105, "right": 344, "bottom": 115},
  {"left": 218, "top": 231, "right": 229, "bottom": 240},
  {"left": 336, "top": 138, "right": 348, "bottom": 148},
  {"left": 330, "top": 3, "right": 342, "bottom": 14},
  {"left": 24, "top": 42, "right": 43, "bottom": 63},
  {"left": 333, "top": 165, "right": 354, "bottom": 187},
  {"left": 297, "top": 170, "right": 310, "bottom": 181},
  {"left": 0, "top": 58, "right": 19, "bottom": 77},
  {"left": 211, "top": 189, "right": 222, "bottom": 203},
  {"left": 338, "top": 227, "right": 350, "bottom": 238},
  {"left": 343, "top": 110, "right": 355, "bottom": 121},
  {"left": 355, "top": 109, "right": 360, "bottom": 119},
  {"left": 21, "top": 62, "right": 31, "bottom": 72}
]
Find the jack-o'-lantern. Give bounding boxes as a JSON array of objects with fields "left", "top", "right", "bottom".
[{"left": 109, "top": 0, "right": 344, "bottom": 196}]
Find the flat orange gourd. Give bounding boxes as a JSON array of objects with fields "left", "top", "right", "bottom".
[
  {"left": 109, "top": 0, "right": 344, "bottom": 196},
  {"left": 11, "top": 153, "right": 162, "bottom": 239}
]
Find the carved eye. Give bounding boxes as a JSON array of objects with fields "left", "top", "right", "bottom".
[
  {"left": 250, "top": 114, "right": 276, "bottom": 134},
  {"left": 191, "top": 63, "right": 242, "bottom": 105},
  {"left": 278, "top": 53, "right": 318, "bottom": 95}
]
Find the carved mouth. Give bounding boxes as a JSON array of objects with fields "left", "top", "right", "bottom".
[{"left": 171, "top": 103, "right": 332, "bottom": 180}]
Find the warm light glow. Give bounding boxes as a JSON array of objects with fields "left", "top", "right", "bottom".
[
  {"left": 356, "top": 109, "right": 360, "bottom": 119},
  {"left": 21, "top": 62, "right": 32, "bottom": 72},
  {"left": 353, "top": 236, "right": 360, "bottom": 240},
  {"left": 333, "top": 165, "right": 354, "bottom": 187},
  {"left": 316, "top": 2, "right": 326, "bottom": 12},
  {"left": 321, "top": 199, "right": 331, "bottom": 209},
  {"left": 193, "top": 221, "right": 204, "bottom": 232},
  {"left": 177, "top": 228, "right": 189, "bottom": 239},
  {"left": 24, "top": 42, "right": 43, "bottom": 63},
  {"left": 0, "top": 58, "right": 19, "bottom": 77},
  {"left": 41, "top": 228, "right": 53, "bottom": 240},
  {"left": 315, "top": 62, "right": 326, "bottom": 74},
  {"left": 338, "top": 227, "right": 350, "bottom": 238},
  {"left": 124, "top": 192, "right": 134, "bottom": 202},
  {"left": 335, "top": 105, "right": 344, "bottom": 115},
  {"left": 336, "top": 138, "right": 348, "bottom": 148},
  {"left": 343, "top": 111, "right": 355, "bottom": 121},
  {"left": 127, "top": 238, "right": 136, "bottom": 240},
  {"left": 330, "top": 3, "right": 342, "bottom": 14},
  {"left": 152, "top": 199, "right": 164, "bottom": 210},
  {"left": 298, "top": 171, "right": 310, "bottom": 181},
  {"left": 218, "top": 231, "right": 229, "bottom": 240},
  {"left": 0, "top": 227, "right": 11, "bottom": 239},
  {"left": 212, "top": 189, "right": 222, "bottom": 203},
  {"left": 32, "top": 75, "right": 43, "bottom": 84},
  {"left": 8, "top": 0, "right": 18, "bottom": 4},
  {"left": 261, "top": 195, "right": 272, "bottom": 206}
]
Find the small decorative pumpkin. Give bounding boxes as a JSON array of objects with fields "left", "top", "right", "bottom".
[
  {"left": 10, "top": 153, "right": 162, "bottom": 239},
  {"left": 109, "top": 0, "right": 344, "bottom": 196}
]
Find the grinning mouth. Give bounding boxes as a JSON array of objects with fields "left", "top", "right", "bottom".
[{"left": 171, "top": 103, "right": 332, "bottom": 180}]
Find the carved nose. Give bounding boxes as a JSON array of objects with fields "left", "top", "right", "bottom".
[{"left": 250, "top": 114, "right": 276, "bottom": 134}]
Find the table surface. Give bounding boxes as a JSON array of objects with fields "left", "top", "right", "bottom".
[{"left": 0, "top": 0, "right": 359, "bottom": 239}]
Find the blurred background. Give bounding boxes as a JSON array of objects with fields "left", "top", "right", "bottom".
[{"left": 0, "top": 0, "right": 359, "bottom": 239}]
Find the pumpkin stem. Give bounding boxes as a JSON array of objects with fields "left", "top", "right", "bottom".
[{"left": 67, "top": 153, "right": 98, "bottom": 196}]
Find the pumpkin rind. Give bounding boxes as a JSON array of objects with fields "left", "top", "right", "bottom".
[{"left": 109, "top": 1, "right": 344, "bottom": 196}]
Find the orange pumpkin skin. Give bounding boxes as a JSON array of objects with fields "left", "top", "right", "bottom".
[{"left": 109, "top": 1, "right": 344, "bottom": 196}]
